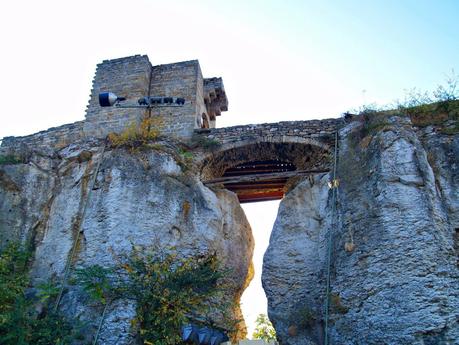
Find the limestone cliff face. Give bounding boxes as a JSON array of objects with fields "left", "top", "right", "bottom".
[
  {"left": 263, "top": 116, "right": 459, "bottom": 345},
  {"left": 2, "top": 112, "right": 458, "bottom": 345},
  {"left": 0, "top": 141, "right": 254, "bottom": 344}
]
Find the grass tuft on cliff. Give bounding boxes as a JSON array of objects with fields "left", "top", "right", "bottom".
[
  {"left": 107, "top": 116, "right": 164, "bottom": 151},
  {"left": 347, "top": 72, "right": 459, "bottom": 136}
]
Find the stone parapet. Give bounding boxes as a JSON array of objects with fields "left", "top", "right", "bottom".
[
  {"left": 1, "top": 121, "right": 85, "bottom": 152},
  {"left": 195, "top": 119, "right": 340, "bottom": 150}
]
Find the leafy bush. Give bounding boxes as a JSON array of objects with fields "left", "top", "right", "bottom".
[
  {"left": 74, "top": 247, "right": 238, "bottom": 345},
  {"left": 178, "top": 148, "right": 193, "bottom": 162},
  {"left": 0, "top": 243, "right": 82, "bottom": 345},
  {"left": 74, "top": 265, "right": 115, "bottom": 305},
  {"left": 1, "top": 242, "right": 238, "bottom": 344},
  {"left": 0, "top": 155, "right": 23, "bottom": 165},
  {"left": 0, "top": 243, "right": 30, "bottom": 314}
]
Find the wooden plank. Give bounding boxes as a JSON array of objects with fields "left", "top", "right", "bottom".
[
  {"left": 204, "top": 169, "right": 329, "bottom": 186},
  {"left": 239, "top": 197, "right": 283, "bottom": 203},
  {"left": 225, "top": 161, "right": 295, "bottom": 170},
  {"left": 225, "top": 183, "right": 287, "bottom": 190},
  {"left": 223, "top": 168, "right": 293, "bottom": 176},
  {"left": 226, "top": 164, "right": 295, "bottom": 171},
  {"left": 238, "top": 190, "right": 285, "bottom": 203}
]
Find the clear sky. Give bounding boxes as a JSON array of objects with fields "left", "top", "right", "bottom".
[{"left": 1, "top": 0, "right": 458, "bottom": 337}]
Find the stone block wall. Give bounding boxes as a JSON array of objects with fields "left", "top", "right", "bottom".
[
  {"left": 83, "top": 57, "right": 228, "bottom": 140},
  {"left": 1, "top": 121, "right": 85, "bottom": 154},
  {"left": 83, "top": 55, "right": 152, "bottom": 138},
  {"left": 149, "top": 60, "right": 202, "bottom": 139},
  {"left": 195, "top": 119, "right": 339, "bottom": 150},
  {"left": 204, "top": 77, "right": 228, "bottom": 128},
  {"left": 1, "top": 55, "right": 230, "bottom": 151}
]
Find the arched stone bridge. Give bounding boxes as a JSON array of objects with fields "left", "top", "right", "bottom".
[
  {"left": 195, "top": 119, "right": 339, "bottom": 152},
  {"left": 196, "top": 118, "right": 341, "bottom": 203}
]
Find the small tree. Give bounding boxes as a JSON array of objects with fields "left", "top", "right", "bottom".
[{"left": 252, "top": 313, "right": 276, "bottom": 342}]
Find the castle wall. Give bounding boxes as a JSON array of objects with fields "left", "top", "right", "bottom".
[
  {"left": 149, "top": 60, "right": 202, "bottom": 139},
  {"left": 1, "top": 121, "right": 85, "bottom": 153},
  {"left": 196, "top": 64, "right": 209, "bottom": 128},
  {"left": 0, "top": 55, "right": 225, "bottom": 151},
  {"left": 83, "top": 55, "right": 152, "bottom": 138}
]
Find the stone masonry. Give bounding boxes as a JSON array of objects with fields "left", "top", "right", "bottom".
[
  {"left": 196, "top": 120, "right": 338, "bottom": 151},
  {"left": 0, "top": 54, "right": 339, "bottom": 159},
  {"left": 1, "top": 55, "right": 229, "bottom": 151}
]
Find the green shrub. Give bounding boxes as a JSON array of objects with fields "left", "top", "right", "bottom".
[
  {"left": 74, "top": 247, "right": 238, "bottom": 345},
  {"left": 190, "top": 134, "right": 221, "bottom": 151},
  {"left": 0, "top": 243, "right": 82, "bottom": 345},
  {"left": 252, "top": 313, "right": 276, "bottom": 341},
  {"left": 178, "top": 148, "right": 193, "bottom": 161},
  {"left": 0, "top": 155, "right": 23, "bottom": 165},
  {"left": 74, "top": 265, "right": 115, "bottom": 305}
]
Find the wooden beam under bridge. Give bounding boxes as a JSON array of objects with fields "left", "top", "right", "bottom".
[{"left": 203, "top": 169, "right": 330, "bottom": 186}]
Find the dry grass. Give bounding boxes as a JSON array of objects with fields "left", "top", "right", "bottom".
[
  {"left": 107, "top": 116, "right": 164, "bottom": 151},
  {"left": 330, "top": 293, "right": 349, "bottom": 314},
  {"left": 182, "top": 200, "right": 191, "bottom": 220},
  {"left": 399, "top": 100, "right": 459, "bottom": 133}
]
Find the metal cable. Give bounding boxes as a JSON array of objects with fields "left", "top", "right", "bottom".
[
  {"left": 54, "top": 143, "right": 106, "bottom": 312},
  {"left": 324, "top": 130, "right": 339, "bottom": 345},
  {"left": 93, "top": 301, "right": 110, "bottom": 345}
]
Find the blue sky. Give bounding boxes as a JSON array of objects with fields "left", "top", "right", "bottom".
[
  {"left": 1, "top": 0, "right": 458, "bottom": 139},
  {"left": 1, "top": 0, "right": 458, "bottom": 337}
]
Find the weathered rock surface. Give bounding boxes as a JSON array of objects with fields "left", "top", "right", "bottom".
[
  {"left": 262, "top": 174, "right": 331, "bottom": 345},
  {"left": 263, "top": 116, "right": 459, "bottom": 344},
  {"left": 2, "top": 111, "right": 458, "bottom": 345},
  {"left": 0, "top": 141, "right": 254, "bottom": 344}
]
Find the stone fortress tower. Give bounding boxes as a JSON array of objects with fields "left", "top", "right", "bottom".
[
  {"left": 1, "top": 54, "right": 229, "bottom": 149},
  {"left": 84, "top": 55, "right": 229, "bottom": 139}
]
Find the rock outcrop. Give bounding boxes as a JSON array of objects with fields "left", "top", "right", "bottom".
[
  {"left": 1, "top": 109, "right": 458, "bottom": 345},
  {"left": 0, "top": 140, "right": 254, "bottom": 344},
  {"left": 262, "top": 174, "right": 331, "bottom": 345},
  {"left": 263, "top": 115, "right": 459, "bottom": 344}
]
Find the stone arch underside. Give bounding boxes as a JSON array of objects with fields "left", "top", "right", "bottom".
[{"left": 200, "top": 140, "right": 332, "bottom": 203}]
